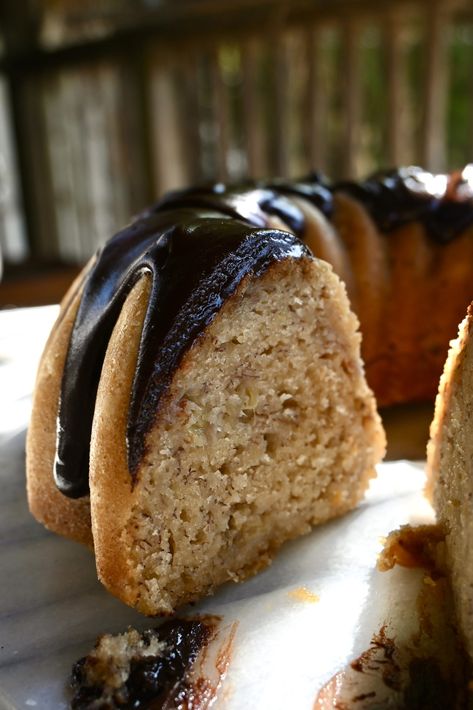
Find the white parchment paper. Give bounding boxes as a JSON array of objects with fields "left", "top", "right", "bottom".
[{"left": 0, "top": 307, "right": 433, "bottom": 710}]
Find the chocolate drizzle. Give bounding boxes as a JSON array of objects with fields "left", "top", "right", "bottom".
[
  {"left": 157, "top": 184, "right": 308, "bottom": 234},
  {"left": 71, "top": 617, "right": 218, "bottom": 709},
  {"left": 54, "top": 167, "right": 473, "bottom": 499},
  {"left": 336, "top": 165, "right": 473, "bottom": 241},
  {"left": 54, "top": 207, "right": 308, "bottom": 498},
  {"left": 260, "top": 173, "right": 334, "bottom": 218}
]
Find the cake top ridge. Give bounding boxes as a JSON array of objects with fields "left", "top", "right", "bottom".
[
  {"left": 54, "top": 167, "right": 473, "bottom": 499},
  {"left": 54, "top": 207, "right": 308, "bottom": 499},
  {"left": 337, "top": 165, "right": 473, "bottom": 240},
  {"left": 157, "top": 165, "right": 473, "bottom": 241}
]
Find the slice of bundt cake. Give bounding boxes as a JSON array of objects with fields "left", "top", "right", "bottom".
[
  {"left": 29, "top": 165, "right": 473, "bottom": 616},
  {"left": 27, "top": 210, "right": 385, "bottom": 615},
  {"left": 91, "top": 254, "right": 383, "bottom": 614},
  {"left": 151, "top": 167, "right": 473, "bottom": 408},
  {"left": 427, "top": 304, "right": 473, "bottom": 661}
]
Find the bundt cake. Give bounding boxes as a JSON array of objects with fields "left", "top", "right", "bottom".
[
  {"left": 427, "top": 303, "right": 473, "bottom": 661},
  {"left": 159, "top": 166, "right": 473, "bottom": 406},
  {"left": 27, "top": 165, "right": 473, "bottom": 615},
  {"left": 27, "top": 208, "right": 384, "bottom": 614}
]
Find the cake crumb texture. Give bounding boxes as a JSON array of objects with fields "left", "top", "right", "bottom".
[
  {"left": 427, "top": 303, "right": 473, "bottom": 661},
  {"left": 71, "top": 617, "right": 218, "bottom": 709},
  {"left": 91, "top": 256, "right": 385, "bottom": 614}
]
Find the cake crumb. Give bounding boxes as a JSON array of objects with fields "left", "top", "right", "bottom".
[
  {"left": 377, "top": 524, "right": 445, "bottom": 575},
  {"left": 288, "top": 586, "right": 320, "bottom": 604},
  {"left": 70, "top": 617, "right": 227, "bottom": 709}
]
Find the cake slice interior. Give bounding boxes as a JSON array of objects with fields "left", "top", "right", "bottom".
[
  {"left": 91, "top": 256, "right": 385, "bottom": 614},
  {"left": 427, "top": 303, "right": 473, "bottom": 660}
]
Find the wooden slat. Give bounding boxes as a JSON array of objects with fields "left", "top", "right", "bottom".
[
  {"left": 117, "top": 50, "right": 155, "bottom": 210},
  {"left": 284, "top": 29, "right": 306, "bottom": 177},
  {"left": 92, "top": 65, "right": 128, "bottom": 245},
  {"left": 0, "top": 265, "right": 81, "bottom": 307},
  {"left": 0, "top": 79, "right": 28, "bottom": 263},
  {"left": 178, "top": 50, "right": 203, "bottom": 184},
  {"left": 272, "top": 31, "right": 290, "bottom": 176},
  {"left": 210, "top": 47, "right": 230, "bottom": 181},
  {"left": 470, "top": 25, "right": 473, "bottom": 163},
  {"left": 7, "top": 74, "right": 59, "bottom": 261},
  {"left": 241, "top": 37, "right": 266, "bottom": 178},
  {"left": 68, "top": 70, "right": 92, "bottom": 260},
  {"left": 3, "top": 0, "right": 472, "bottom": 274},
  {"left": 305, "top": 26, "right": 328, "bottom": 173},
  {"left": 149, "top": 57, "right": 189, "bottom": 195},
  {"left": 45, "top": 69, "right": 93, "bottom": 261},
  {"left": 421, "top": 1, "right": 449, "bottom": 171},
  {"left": 341, "top": 19, "right": 361, "bottom": 178},
  {"left": 2, "top": 0, "right": 468, "bottom": 76},
  {"left": 383, "top": 12, "right": 404, "bottom": 166}
]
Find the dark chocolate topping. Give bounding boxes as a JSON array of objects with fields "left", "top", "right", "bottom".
[
  {"left": 336, "top": 165, "right": 473, "bottom": 241},
  {"left": 55, "top": 167, "right": 473, "bottom": 499},
  {"left": 159, "top": 166, "right": 473, "bottom": 241},
  {"left": 71, "top": 618, "right": 215, "bottom": 709},
  {"left": 55, "top": 207, "right": 308, "bottom": 498},
  {"left": 157, "top": 184, "right": 307, "bottom": 234},
  {"left": 260, "top": 174, "right": 334, "bottom": 218}
]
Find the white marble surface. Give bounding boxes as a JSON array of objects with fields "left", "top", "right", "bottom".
[{"left": 0, "top": 307, "right": 435, "bottom": 710}]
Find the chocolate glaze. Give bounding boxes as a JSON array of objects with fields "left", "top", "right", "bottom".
[
  {"left": 336, "top": 165, "right": 473, "bottom": 241},
  {"left": 157, "top": 185, "right": 307, "bottom": 234},
  {"left": 156, "top": 166, "right": 473, "bottom": 242},
  {"left": 260, "top": 173, "right": 334, "bottom": 218},
  {"left": 55, "top": 207, "right": 308, "bottom": 498},
  {"left": 55, "top": 167, "right": 473, "bottom": 499},
  {"left": 71, "top": 618, "right": 215, "bottom": 709}
]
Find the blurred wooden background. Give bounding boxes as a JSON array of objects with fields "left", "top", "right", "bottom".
[{"left": 0, "top": 0, "right": 473, "bottom": 305}]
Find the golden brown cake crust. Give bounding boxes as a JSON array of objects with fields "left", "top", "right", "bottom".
[
  {"left": 331, "top": 193, "right": 390, "bottom": 399},
  {"left": 88, "top": 256, "right": 384, "bottom": 614},
  {"left": 427, "top": 303, "right": 473, "bottom": 660},
  {"left": 90, "top": 275, "right": 152, "bottom": 609},
  {"left": 25, "top": 168, "right": 473, "bottom": 621},
  {"left": 28, "top": 169, "right": 473, "bottom": 617},
  {"left": 26, "top": 267, "right": 94, "bottom": 547}
]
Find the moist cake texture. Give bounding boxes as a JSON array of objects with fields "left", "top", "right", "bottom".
[
  {"left": 427, "top": 304, "right": 473, "bottom": 661},
  {"left": 29, "top": 165, "right": 473, "bottom": 613}
]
